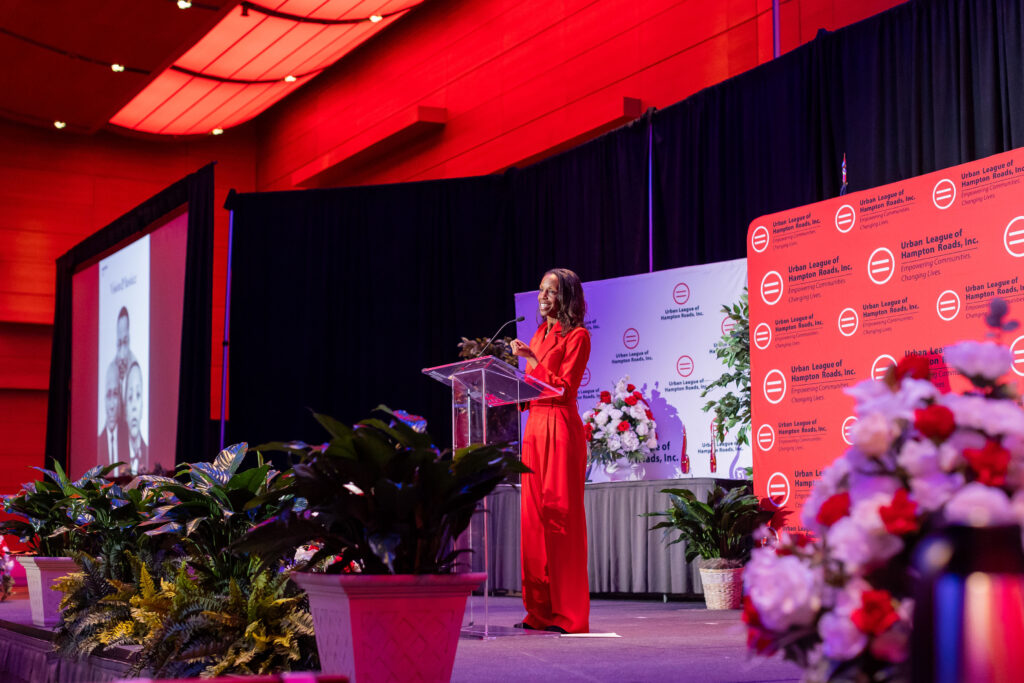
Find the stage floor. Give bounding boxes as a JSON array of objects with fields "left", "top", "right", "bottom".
[
  {"left": 0, "top": 591, "right": 803, "bottom": 682},
  {"left": 454, "top": 596, "right": 802, "bottom": 683}
]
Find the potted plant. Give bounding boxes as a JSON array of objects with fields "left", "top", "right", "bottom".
[
  {"left": 237, "top": 406, "right": 528, "bottom": 683},
  {"left": 646, "top": 483, "right": 773, "bottom": 609},
  {"left": 0, "top": 463, "right": 116, "bottom": 626}
]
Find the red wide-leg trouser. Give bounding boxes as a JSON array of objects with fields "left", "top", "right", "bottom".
[{"left": 520, "top": 403, "right": 590, "bottom": 633}]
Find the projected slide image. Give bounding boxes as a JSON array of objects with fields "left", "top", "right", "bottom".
[{"left": 98, "top": 237, "right": 150, "bottom": 475}]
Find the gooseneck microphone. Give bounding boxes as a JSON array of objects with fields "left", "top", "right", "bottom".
[{"left": 478, "top": 316, "right": 526, "bottom": 358}]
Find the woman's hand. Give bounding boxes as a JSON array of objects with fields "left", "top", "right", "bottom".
[{"left": 510, "top": 339, "right": 538, "bottom": 369}]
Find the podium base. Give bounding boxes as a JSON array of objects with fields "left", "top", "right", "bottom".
[{"left": 460, "top": 623, "right": 562, "bottom": 640}]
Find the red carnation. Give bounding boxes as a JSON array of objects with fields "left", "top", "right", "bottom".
[
  {"left": 893, "top": 355, "right": 931, "bottom": 381},
  {"left": 964, "top": 439, "right": 1011, "bottom": 486},
  {"left": 816, "top": 492, "right": 851, "bottom": 526},
  {"left": 742, "top": 597, "right": 778, "bottom": 655},
  {"left": 914, "top": 404, "right": 955, "bottom": 441},
  {"left": 624, "top": 395, "right": 639, "bottom": 406},
  {"left": 645, "top": 409, "right": 654, "bottom": 420},
  {"left": 583, "top": 423, "right": 594, "bottom": 441},
  {"left": 633, "top": 390, "right": 643, "bottom": 399},
  {"left": 617, "top": 420, "right": 630, "bottom": 432},
  {"left": 879, "top": 489, "right": 918, "bottom": 535},
  {"left": 851, "top": 590, "right": 900, "bottom": 636},
  {"left": 627, "top": 383, "right": 635, "bottom": 392},
  {"left": 600, "top": 390, "right": 612, "bottom": 404}
]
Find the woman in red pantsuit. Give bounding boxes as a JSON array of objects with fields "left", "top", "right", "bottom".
[{"left": 510, "top": 268, "right": 591, "bottom": 634}]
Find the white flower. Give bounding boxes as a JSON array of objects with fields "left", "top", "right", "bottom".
[
  {"left": 827, "top": 514, "right": 903, "bottom": 573},
  {"left": 845, "top": 378, "right": 936, "bottom": 420},
  {"left": 582, "top": 410, "right": 595, "bottom": 422},
  {"left": 851, "top": 413, "right": 900, "bottom": 456},
  {"left": 744, "top": 547, "right": 823, "bottom": 632},
  {"left": 945, "top": 482, "right": 1016, "bottom": 527},
  {"left": 897, "top": 439, "right": 939, "bottom": 477},
  {"left": 605, "top": 435, "right": 622, "bottom": 453},
  {"left": 939, "top": 395, "right": 1024, "bottom": 438},
  {"left": 629, "top": 404, "right": 648, "bottom": 421},
  {"left": 646, "top": 434, "right": 658, "bottom": 449},
  {"left": 609, "top": 408, "right": 624, "bottom": 420},
  {"left": 944, "top": 340, "right": 1013, "bottom": 381},
  {"left": 594, "top": 410, "right": 610, "bottom": 426},
  {"left": 635, "top": 421, "right": 649, "bottom": 436},
  {"left": 909, "top": 471, "right": 963, "bottom": 512},
  {"left": 818, "top": 580, "right": 869, "bottom": 661},
  {"left": 620, "top": 430, "right": 640, "bottom": 452}
]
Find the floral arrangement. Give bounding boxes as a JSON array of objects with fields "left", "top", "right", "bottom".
[
  {"left": 457, "top": 335, "right": 517, "bottom": 366},
  {"left": 582, "top": 376, "right": 658, "bottom": 466},
  {"left": 743, "top": 308, "right": 1024, "bottom": 681}
]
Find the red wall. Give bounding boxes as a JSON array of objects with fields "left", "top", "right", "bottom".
[
  {"left": 0, "top": 119, "right": 255, "bottom": 489},
  {"left": 0, "top": 0, "right": 903, "bottom": 492},
  {"left": 254, "top": 0, "right": 905, "bottom": 190}
]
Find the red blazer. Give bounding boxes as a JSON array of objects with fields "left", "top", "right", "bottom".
[{"left": 526, "top": 322, "right": 590, "bottom": 408}]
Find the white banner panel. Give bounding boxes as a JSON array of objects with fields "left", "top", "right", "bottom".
[{"left": 514, "top": 259, "right": 750, "bottom": 482}]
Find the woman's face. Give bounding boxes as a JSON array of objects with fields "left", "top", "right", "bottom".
[
  {"left": 126, "top": 365, "right": 143, "bottom": 440},
  {"left": 538, "top": 273, "right": 560, "bottom": 319}
]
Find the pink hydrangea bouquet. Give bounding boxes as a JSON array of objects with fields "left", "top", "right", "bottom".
[
  {"left": 743, "top": 336, "right": 1024, "bottom": 681},
  {"left": 582, "top": 376, "right": 658, "bottom": 467}
]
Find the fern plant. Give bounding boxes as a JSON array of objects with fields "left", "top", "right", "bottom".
[{"left": 701, "top": 290, "right": 751, "bottom": 446}]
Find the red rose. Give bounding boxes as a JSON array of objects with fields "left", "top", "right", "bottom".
[
  {"left": 851, "top": 590, "right": 900, "bottom": 636},
  {"left": 816, "top": 492, "right": 851, "bottom": 526},
  {"left": 964, "top": 439, "right": 1011, "bottom": 486},
  {"left": 626, "top": 384, "right": 635, "bottom": 392},
  {"left": 893, "top": 355, "right": 930, "bottom": 381},
  {"left": 624, "top": 395, "right": 638, "bottom": 406},
  {"left": 914, "top": 404, "right": 955, "bottom": 440},
  {"left": 742, "top": 597, "right": 778, "bottom": 655},
  {"left": 633, "top": 390, "right": 642, "bottom": 399},
  {"left": 645, "top": 409, "right": 654, "bottom": 420},
  {"left": 617, "top": 420, "right": 630, "bottom": 432},
  {"left": 879, "top": 489, "right": 918, "bottom": 535},
  {"left": 583, "top": 423, "right": 594, "bottom": 441},
  {"left": 599, "top": 391, "right": 612, "bottom": 404}
]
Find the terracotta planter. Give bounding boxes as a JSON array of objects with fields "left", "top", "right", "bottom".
[
  {"left": 699, "top": 566, "right": 744, "bottom": 610},
  {"left": 18, "top": 556, "right": 78, "bottom": 627},
  {"left": 292, "top": 571, "right": 485, "bottom": 683}
]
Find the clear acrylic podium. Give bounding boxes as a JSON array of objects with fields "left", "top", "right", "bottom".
[{"left": 422, "top": 355, "right": 562, "bottom": 638}]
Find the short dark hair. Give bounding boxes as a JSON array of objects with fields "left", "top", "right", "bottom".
[{"left": 544, "top": 268, "right": 587, "bottom": 334}]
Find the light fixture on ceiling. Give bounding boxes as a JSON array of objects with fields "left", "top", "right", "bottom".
[
  {"left": 177, "top": 0, "right": 192, "bottom": 9},
  {"left": 370, "top": 15, "right": 383, "bottom": 22},
  {"left": 211, "top": 128, "right": 224, "bottom": 135},
  {"left": 284, "top": 75, "right": 297, "bottom": 82},
  {"left": 111, "top": 63, "right": 125, "bottom": 72},
  {"left": 53, "top": 121, "right": 67, "bottom": 129}
]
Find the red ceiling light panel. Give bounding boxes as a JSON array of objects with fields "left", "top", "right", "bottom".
[{"left": 110, "top": 1, "right": 417, "bottom": 135}]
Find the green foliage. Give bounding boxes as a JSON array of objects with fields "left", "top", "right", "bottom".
[
  {"left": 646, "top": 484, "right": 773, "bottom": 567},
  {"left": 701, "top": 290, "right": 751, "bottom": 446},
  {"left": 237, "top": 406, "right": 529, "bottom": 574}
]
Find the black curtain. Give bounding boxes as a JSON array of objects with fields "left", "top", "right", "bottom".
[
  {"left": 45, "top": 164, "right": 215, "bottom": 469},
  {"left": 653, "top": 0, "right": 1024, "bottom": 269}
]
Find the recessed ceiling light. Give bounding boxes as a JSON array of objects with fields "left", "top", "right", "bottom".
[
  {"left": 53, "top": 121, "right": 67, "bottom": 129},
  {"left": 177, "top": 0, "right": 192, "bottom": 9},
  {"left": 284, "top": 75, "right": 297, "bottom": 83},
  {"left": 111, "top": 64, "right": 125, "bottom": 73},
  {"left": 211, "top": 128, "right": 224, "bottom": 135},
  {"left": 369, "top": 15, "right": 383, "bottom": 23}
]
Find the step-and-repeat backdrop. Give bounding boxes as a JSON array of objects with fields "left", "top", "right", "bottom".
[
  {"left": 748, "top": 147, "right": 1024, "bottom": 533},
  {"left": 514, "top": 259, "right": 749, "bottom": 483}
]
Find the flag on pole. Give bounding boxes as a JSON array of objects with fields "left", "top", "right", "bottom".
[{"left": 840, "top": 153, "right": 848, "bottom": 196}]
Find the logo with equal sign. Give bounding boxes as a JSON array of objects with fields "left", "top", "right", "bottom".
[
  {"left": 761, "top": 271, "right": 784, "bottom": 305},
  {"left": 872, "top": 354, "right": 897, "bottom": 380},
  {"left": 1004, "top": 217, "right": 1024, "bottom": 257},
  {"left": 841, "top": 416, "right": 858, "bottom": 445},
  {"left": 751, "top": 225, "right": 770, "bottom": 253},
  {"left": 676, "top": 355, "right": 695, "bottom": 377},
  {"left": 763, "top": 369, "right": 787, "bottom": 404},
  {"left": 721, "top": 317, "right": 736, "bottom": 336},
  {"left": 936, "top": 290, "right": 961, "bottom": 321},
  {"left": 1011, "top": 336, "right": 1024, "bottom": 377},
  {"left": 835, "top": 204, "right": 856, "bottom": 233},
  {"left": 766, "top": 472, "right": 791, "bottom": 507},
  {"left": 672, "top": 282, "right": 691, "bottom": 305},
  {"left": 838, "top": 307, "right": 859, "bottom": 337},
  {"left": 623, "top": 327, "right": 640, "bottom": 349},
  {"left": 756, "top": 424, "right": 775, "bottom": 452},
  {"left": 932, "top": 178, "right": 957, "bottom": 210},
  {"left": 581, "top": 367, "right": 591, "bottom": 387},
  {"left": 867, "top": 247, "right": 896, "bottom": 284},
  {"left": 753, "top": 322, "right": 772, "bottom": 350}
]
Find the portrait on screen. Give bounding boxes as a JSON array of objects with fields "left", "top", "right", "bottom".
[{"left": 98, "top": 237, "right": 150, "bottom": 475}]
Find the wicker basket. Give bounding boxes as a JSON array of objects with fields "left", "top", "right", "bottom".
[{"left": 698, "top": 567, "right": 744, "bottom": 610}]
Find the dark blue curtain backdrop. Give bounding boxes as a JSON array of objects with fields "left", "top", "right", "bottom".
[{"left": 228, "top": 0, "right": 1024, "bottom": 448}]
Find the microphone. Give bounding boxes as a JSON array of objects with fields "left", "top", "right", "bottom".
[{"left": 478, "top": 316, "right": 525, "bottom": 358}]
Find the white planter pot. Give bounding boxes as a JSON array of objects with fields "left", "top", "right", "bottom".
[
  {"left": 292, "top": 571, "right": 485, "bottom": 683},
  {"left": 18, "top": 556, "right": 78, "bottom": 627},
  {"left": 699, "top": 566, "right": 744, "bottom": 610}
]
